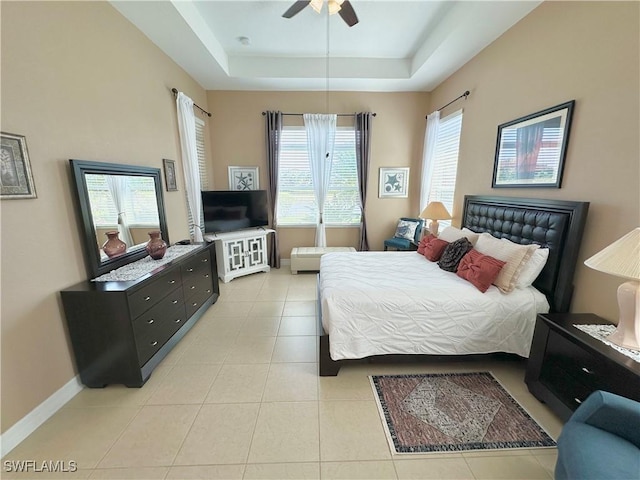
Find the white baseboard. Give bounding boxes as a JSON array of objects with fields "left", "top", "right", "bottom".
[{"left": 1, "top": 375, "right": 83, "bottom": 457}]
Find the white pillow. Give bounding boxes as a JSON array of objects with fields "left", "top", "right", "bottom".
[
  {"left": 474, "top": 233, "right": 539, "bottom": 293},
  {"left": 516, "top": 248, "right": 549, "bottom": 288},
  {"left": 438, "top": 226, "right": 480, "bottom": 246},
  {"left": 394, "top": 219, "right": 419, "bottom": 241},
  {"left": 462, "top": 228, "right": 481, "bottom": 246}
]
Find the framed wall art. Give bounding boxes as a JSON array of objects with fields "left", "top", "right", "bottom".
[
  {"left": 1, "top": 132, "right": 37, "bottom": 199},
  {"left": 162, "top": 158, "right": 178, "bottom": 191},
  {"left": 228, "top": 166, "right": 259, "bottom": 190},
  {"left": 379, "top": 167, "right": 409, "bottom": 198},
  {"left": 492, "top": 100, "right": 575, "bottom": 188}
]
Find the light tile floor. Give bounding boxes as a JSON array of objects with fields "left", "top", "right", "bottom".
[{"left": 3, "top": 268, "right": 563, "bottom": 479}]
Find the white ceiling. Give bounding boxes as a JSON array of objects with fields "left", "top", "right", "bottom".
[{"left": 110, "top": 0, "right": 542, "bottom": 92}]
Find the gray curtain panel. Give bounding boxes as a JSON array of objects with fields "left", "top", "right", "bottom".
[
  {"left": 265, "top": 111, "right": 282, "bottom": 268},
  {"left": 355, "top": 112, "right": 373, "bottom": 251}
]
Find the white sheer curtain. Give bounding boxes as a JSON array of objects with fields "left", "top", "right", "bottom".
[
  {"left": 419, "top": 110, "right": 440, "bottom": 212},
  {"left": 304, "top": 113, "right": 337, "bottom": 247},
  {"left": 105, "top": 175, "right": 135, "bottom": 248},
  {"left": 176, "top": 91, "right": 203, "bottom": 242}
]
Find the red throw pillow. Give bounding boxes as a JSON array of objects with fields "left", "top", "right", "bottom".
[
  {"left": 417, "top": 234, "right": 436, "bottom": 255},
  {"left": 423, "top": 236, "right": 450, "bottom": 262},
  {"left": 456, "top": 249, "right": 506, "bottom": 293}
]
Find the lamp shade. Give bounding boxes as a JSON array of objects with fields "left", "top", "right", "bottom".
[
  {"left": 584, "top": 228, "right": 640, "bottom": 281},
  {"left": 310, "top": 0, "right": 323, "bottom": 13},
  {"left": 328, "top": 0, "right": 342, "bottom": 15},
  {"left": 420, "top": 201, "right": 452, "bottom": 221}
]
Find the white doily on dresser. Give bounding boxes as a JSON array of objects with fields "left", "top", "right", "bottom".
[
  {"left": 573, "top": 324, "right": 640, "bottom": 363},
  {"left": 92, "top": 245, "right": 202, "bottom": 282}
]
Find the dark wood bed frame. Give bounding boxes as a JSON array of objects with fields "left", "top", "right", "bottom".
[{"left": 318, "top": 195, "right": 590, "bottom": 376}]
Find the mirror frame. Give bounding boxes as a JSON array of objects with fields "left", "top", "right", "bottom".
[{"left": 69, "top": 159, "right": 170, "bottom": 279}]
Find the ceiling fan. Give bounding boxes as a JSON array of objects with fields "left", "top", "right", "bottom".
[{"left": 282, "top": 0, "right": 359, "bottom": 27}]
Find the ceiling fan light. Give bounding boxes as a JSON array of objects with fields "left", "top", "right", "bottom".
[
  {"left": 327, "top": 0, "right": 342, "bottom": 15},
  {"left": 310, "top": 0, "right": 323, "bottom": 14}
]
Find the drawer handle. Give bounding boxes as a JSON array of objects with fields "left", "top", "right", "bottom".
[
  {"left": 187, "top": 268, "right": 194, "bottom": 272},
  {"left": 150, "top": 341, "right": 158, "bottom": 346},
  {"left": 202, "top": 258, "right": 208, "bottom": 263},
  {"left": 204, "top": 274, "right": 210, "bottom": 278},
  {"left": 172, "top": 300, "right": 179, "bottom": 305},
  {"left": 206, "top": 289, "right": 211, "bottom": 294},
  {"left": 168, "top": 280, "right": 176, "bottom": 284},
  {"left": 581, "top": 367, "right": 593, "bottom": 374},
  {"left": 174, "top": 319, "right": 181, "bottom": 323},
  {"left": 192, "top": 302, "right": 198, "bottom": 307},
  {"left": 144, "top": 296, "right": 151, "bottom": 302},
  {"left": 147, "top": 319, "right": 154, "bottom": 324},
  {"left": 190, "top": 285, "right": 196, "bottom": 290},
  {"left": 574, "top": 397, "right": 582, "bottom": 405}
]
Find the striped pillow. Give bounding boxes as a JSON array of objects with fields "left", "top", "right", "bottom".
[{"left": 474, "top": 233, "right": 539, "bottom": 293}]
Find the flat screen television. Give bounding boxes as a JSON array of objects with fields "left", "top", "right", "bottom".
[{"left": 201, "top": 190, "right": 269, "bottom": 233}]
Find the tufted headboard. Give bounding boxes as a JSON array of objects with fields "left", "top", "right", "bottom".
[{"left": 461, "top": 195, "right": 589, "bottom": 313}]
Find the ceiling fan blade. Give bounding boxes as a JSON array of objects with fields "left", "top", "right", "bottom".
[
  {"left": 282, "top": 0, "right": 311, "bottom": 18},
  {"left": 338, "top": 0, "right": 358, "bottom": 27}
]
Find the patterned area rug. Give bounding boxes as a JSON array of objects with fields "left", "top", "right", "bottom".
[{"left": 370, "top": 372, "right": 556, "bottom": 454}]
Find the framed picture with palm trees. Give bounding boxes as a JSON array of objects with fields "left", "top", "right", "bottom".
[{"left": 492, "top": 100, "right": 575, "bottom": 188}]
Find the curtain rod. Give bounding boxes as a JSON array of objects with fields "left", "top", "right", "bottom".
[
  {"left": 426, "top": 90, "right": 470, "bottom": 118},
  {"left": 171, "top": 88, "right": 212, "bottom": 117},
  {"left": 261, "top": 112, "right": 376, "bottom": 117}
]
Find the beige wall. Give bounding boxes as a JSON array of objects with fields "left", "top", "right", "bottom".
[
  {"left": 206, "top": 91, "right": 430, "bottom": 255},
  {"left": 2, "top": 0, "right": 637, "bottom": 438},
  {"left": 429, "top": 1, "right": 639, "bottom": 321},
  {"left": 1, "top": 1, "right": 209, "bottom": 433}
]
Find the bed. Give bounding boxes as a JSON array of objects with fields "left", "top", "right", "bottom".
[{"left": 318, "top": 195, "right": 589, "bottom": 376}]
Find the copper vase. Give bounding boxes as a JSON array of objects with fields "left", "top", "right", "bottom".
[
  {"left": 102, "top": 231, "right": 127, "bottom": 258},
  {"left": 146, "top": 231, "right": 167, "bottom": 260}
]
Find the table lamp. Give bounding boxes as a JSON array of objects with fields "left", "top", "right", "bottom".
[
  {"left": 584, "top": 227, "right": 640, "bottom": 351},
  {"left": 420, "top": 201, "right": 452, "bottom": 236}
]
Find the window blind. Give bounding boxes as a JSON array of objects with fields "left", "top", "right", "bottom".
[
  {"left": 277, "top": 126, "right": 361, "bottom": 226},
  {"left": 427, "top": 109, "right": 463, "bottom": 227},
  {"left": 187, "top": 117, "right": 208, "bottom": 237},
  {"left": 85, "top": 174, "right": 158, "bottom": 227},
  {"left": 195, "top": 118, "right": 209, "bottom": 190}
]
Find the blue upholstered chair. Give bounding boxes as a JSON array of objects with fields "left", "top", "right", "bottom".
[
  {"left": 555, "top": 390, "right": 640, "bottom": 480},
  {"left": 383, "top": 217, "right": 424, "bottom": 251}
]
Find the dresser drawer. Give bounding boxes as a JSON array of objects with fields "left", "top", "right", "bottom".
[
  {"left": 185, "top": 281, "right": 214, "bottom": 318},
  {"left": 183, "top": 270, "right": 213, "bottom": 301},
  {"left": 132, "top": 287, "right": 185, "bottom": 340},
  {"left": 182, "top": 250, "right": 211, "bottom": 278},
  {"left": 540, "top": 356, "right": 597, "bottom": 408},
  {"left": 128, "top": 267, "right": 182, "bottom": 319},
  {"left": 135, "top": 301, "right": 187, "bottom": 366},
  {"left": 542, "top": 329, "right": 640, "bottom": 400}
]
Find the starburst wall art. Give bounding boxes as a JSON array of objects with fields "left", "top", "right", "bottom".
[
  {"left": 228, "top": 166, "right": 259, "bottom": 191},
  {"left": 379, "top": 167, "right": 409, "bottom": 198}
]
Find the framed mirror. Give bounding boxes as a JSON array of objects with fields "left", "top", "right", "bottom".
[{"left": 69, "top": 159, "right": 169, "bottom": 279}]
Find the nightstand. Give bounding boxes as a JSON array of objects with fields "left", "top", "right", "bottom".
[{"left": 525, "top": 313, "right": 640, "bottom": 421}]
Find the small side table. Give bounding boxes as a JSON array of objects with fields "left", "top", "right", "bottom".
[{"left": 525, "top": 312, "right": 640, "bottom": 421}]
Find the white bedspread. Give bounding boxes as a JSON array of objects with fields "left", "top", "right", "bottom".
[{"left": 319, "top": 252, "right": 549, "bottom": 361}]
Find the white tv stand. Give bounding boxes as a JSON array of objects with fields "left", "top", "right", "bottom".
[{"left": 205, "top": 228, "right": 274, "bottom": 283}]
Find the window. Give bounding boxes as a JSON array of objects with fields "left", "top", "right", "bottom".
[
  {"left": 195, "top": 117, "right": 209, "bottom": 190},
  {"left": 85, "top": 174, "right": 158, "bottom": 227},
  {"left": 277, "top": 126, "right": 361, "bottom": 226},
  {"left": 425, "top": 110, "right": 463, "bottom": 227},
  {"left": 187, "top": 117, "right": 209, "bottom": 237}
]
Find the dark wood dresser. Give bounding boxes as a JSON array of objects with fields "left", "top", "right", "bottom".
[
  {"left": 525, "top": 312, "right": 640, "bottom": 421},
  {"left": 61, "top": 243, "right": 219, "bottom": 388}
]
